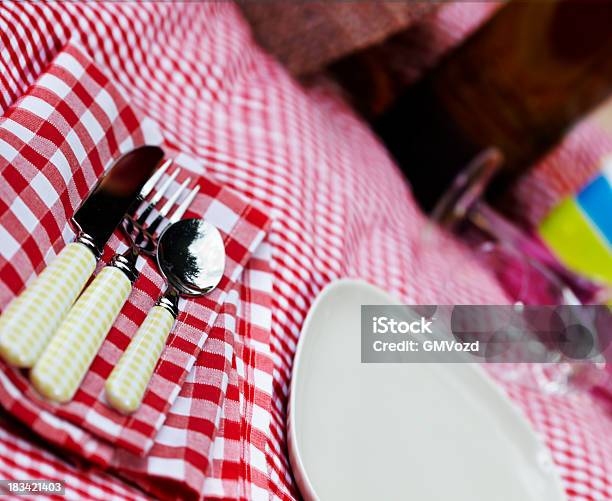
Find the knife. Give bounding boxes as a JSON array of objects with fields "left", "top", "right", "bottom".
[{"left": 0, "top": 145, "right": 164, "bottom": 368}]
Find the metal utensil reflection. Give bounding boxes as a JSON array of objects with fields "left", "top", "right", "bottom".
[
  {"left": 105, "top": 218, "right": 225, "bottom": 413},
  {"left": 157, "top": 218, "right": 226, "bottom": 301}
]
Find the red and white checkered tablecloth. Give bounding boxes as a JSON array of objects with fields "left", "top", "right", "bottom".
[{"left": 0, "top": 2, "right": 611, "bottom": 501}]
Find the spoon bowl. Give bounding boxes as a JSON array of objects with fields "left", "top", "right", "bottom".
[{"left": 158, "top": 218, "right": 225, "bottom": 296}]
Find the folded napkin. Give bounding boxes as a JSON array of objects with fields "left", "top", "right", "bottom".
[
  {"left": 0, "top": 43, "right": 270, "bottom": 460},
  {"left": 0, "top": 240, "right": 274, "bottom": 500},
  {"left": 116, "top": 245, "right": 274, "bottom": 499},
  {"left": 0, "top": 412, "right": 147, "bottom": 500}
]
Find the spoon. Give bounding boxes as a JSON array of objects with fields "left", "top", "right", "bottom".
[{"left": 105, "top": 218, "right": 225, "bottom": 414}]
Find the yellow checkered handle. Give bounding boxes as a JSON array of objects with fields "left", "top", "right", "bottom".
[
  {"left": 105, "top": 305, "right": 175, "bottom": 414},
  {"left": 30, "top": 265, "right": 132, "bottom": 403},
  {"left": 0, "top": 242, "right": 97, "bottom": 368}
]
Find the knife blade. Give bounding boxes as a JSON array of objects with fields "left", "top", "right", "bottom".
[
  {"left": 72, "top": 145, "right": 165, "bottom": 256},
  {"left": 0, "top": 145, "right": 164, "bottom": 367}
]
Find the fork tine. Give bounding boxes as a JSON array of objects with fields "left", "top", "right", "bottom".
[
  {"left": 140, "top": 158, "right": 172, "bottom": 199},
  {"left": 169, "top": 185, "right": 200, "bottom": 223},
  {"left": 136, "top": 168, "right": 179, "bottom": 225},
  {"left": 149, "top": 168, "right": 179, "bottom": 207},
  {"left": 158, "top": 177, "right": 191, "bottom": 217},
  {"left": 146, "top": 184, "right": 200, "bottom": 238}
]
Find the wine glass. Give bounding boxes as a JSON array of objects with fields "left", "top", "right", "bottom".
[{"left": 422, "top": 147, "right": 610, "bottom": 392}]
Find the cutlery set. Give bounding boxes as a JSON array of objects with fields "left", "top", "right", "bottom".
[{"left": 0, "top": 146, "right": 225, "bottom": 413}]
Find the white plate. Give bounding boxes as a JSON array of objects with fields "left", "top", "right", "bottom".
[{"left": 288, "top": 279, "right": 566, "bottom": 501}]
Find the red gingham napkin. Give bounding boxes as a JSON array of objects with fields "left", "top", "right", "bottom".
[
  {"left": 0, "top": 241, "right": 275, "bottom": 500},
  {"left": 0, "top": 412, "right": 147, "bottom": 501},
  {"left": 115, "top": 242, "right": 274, "bottom": 499},
  {"left": 1, "top": 3, "right": 611, "bottom": 501},
  {"left": 0, "top": 42, "right": 270, "bottom": 458}
]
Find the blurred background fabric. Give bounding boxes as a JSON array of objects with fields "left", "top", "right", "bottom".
[
  {"left": 240, "top": 2, "right": 502, "bottom": 117},
  {"left": 238, "top": 1, "right": 438, "bottom": 76}
]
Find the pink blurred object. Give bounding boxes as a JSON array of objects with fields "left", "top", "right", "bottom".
[{"left": 431, "top": 148, "right": 608, "bottom": 305}]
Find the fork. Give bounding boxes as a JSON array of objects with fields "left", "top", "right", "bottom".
[{"left": 31, "top": 161, "right": 200, "bottom": 403}]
